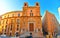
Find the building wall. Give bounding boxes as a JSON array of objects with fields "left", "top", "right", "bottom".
[
  {"left": 42, "top": 11, "right": 59, "bottom": 35},
  {"left": 0, "top": 16, "right": 2, "bottom": 35},
  {"left": 1, "top": 2, "right": 43, "bottom": 36}
]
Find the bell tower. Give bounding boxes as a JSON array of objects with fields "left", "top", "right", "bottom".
[
  {"left": 24, "top": 2, "right": 28, "bottom": 7},
  {"left": 35, "top": 2, "right": 41, "bottom": 16},
  {"left": 35, "top": 2, "right": 39, "bottom": 7},
  {"left": 23, "top": 2, "right": 28, "bottom": 16}
]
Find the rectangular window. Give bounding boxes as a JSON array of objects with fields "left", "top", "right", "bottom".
[
  {"left": 10, "top": 33, "right": 11, "bottom": 36},
  {"left": 3, "top": 21, "right": 4, "bottom": 24},
  {"left": 23, "top": 29, "right": 25, "bottom": 31},
  {"left": 17, "top": 19, "right": 20, "bottom": 24},
  {"left": 6, "top": 21, "right": 7, "bottom": 24},
  {"left": 18, "top": 13, "right": 20, "bottom": 17},
  {"left": 17, "top": 24, "right": 19, "bottom": 31},
  {"left": 6, "top": 25, "right": 7, "bottom": 29},
  {"left": 38, "top": 29, "right": 40, "bottom": 31},
  {"left": 17, "top": 28, "right": 19, "bottom": 31},
  {"left": 4, "top": 33, "right": 6, "bottom": 35},
  {"left": 8, "top": 15, "right": 9, "bottom": 17},
  {"left": 5, "top": 16, "right": 6, "bottom": 18},
  {"left": 30, "top": 13, "right": 33, "bottom": 16},
  {"left": 12, "top": 14, "right": 14, "bottom": 17},
  {"left": 16, "top": 32, "right": 19, "bottom": 36},
  {"left": 10, "top": 25, "right": 12, "bottom": 30},
  {"left": 21, "top": 29, "right": 25, "bottom": 32},
  {"left": 6, "top": 20, "right": 8, "bottom": 24},
  {"left": 11, "top": 19, "right": 14, "bottom": 24},
  {"left": 5, "top": 29, "right": 6, "bottom": 32}
]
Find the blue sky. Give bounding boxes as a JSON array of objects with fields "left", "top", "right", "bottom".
[{"left": 0, "top": 0, "right": 60, "bottom": 23}]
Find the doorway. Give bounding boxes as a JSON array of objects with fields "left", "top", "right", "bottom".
[{"left": 29, "top": 23, "right": 34, "bottom": 31}]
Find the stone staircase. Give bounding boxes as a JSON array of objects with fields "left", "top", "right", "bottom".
[
  {"left": 20, "top": 32, "right": 30, "bottom": 37},
  {"left": 20, "top": 32, "right": 43, "bottom": 38}
]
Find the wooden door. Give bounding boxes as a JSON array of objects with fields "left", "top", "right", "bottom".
[{"left": 29, "top": 23, "right": 34, "bottom": 31}]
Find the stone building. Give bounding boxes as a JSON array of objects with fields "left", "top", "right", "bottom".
[
  {"left": 42, "top": 11, "right": 59, "bottom": 36},
  {"left": 0, "top": 16, "right": 2, "bottom": 35},
  {"left": 1, "top": 2, "right": 43, "bottom": 37}
]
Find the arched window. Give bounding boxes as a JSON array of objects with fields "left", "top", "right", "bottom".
[
  {"left": 36, "top": 3, "right": 39, "bottom": 6},
  {"left": 24, "top": 3, "right": 27, "bottom": 6},
  {"left": 30, "top": 10, "right": 33, "bottom": 16}
]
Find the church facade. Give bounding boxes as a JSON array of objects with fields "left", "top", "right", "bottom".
[{"left": 1, "top": 2, "right": 43, "bottom": 37}]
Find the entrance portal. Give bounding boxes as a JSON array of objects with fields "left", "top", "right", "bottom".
[{"left": 29, "top": 23, "right": 34, "bottom": 31}]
